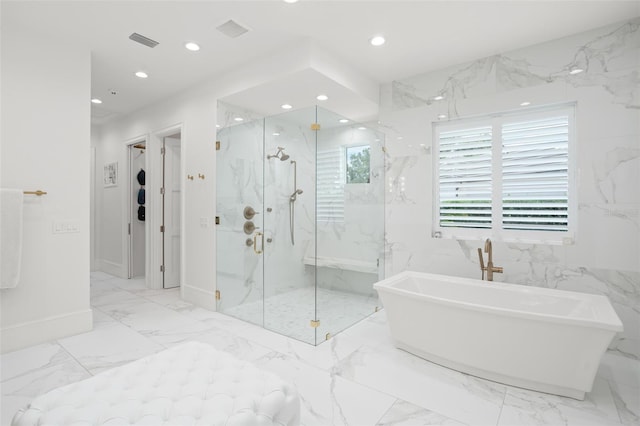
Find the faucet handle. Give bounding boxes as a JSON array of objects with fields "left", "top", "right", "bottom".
[{"left": 477, "top": 248, "right": 485, "bottom": 270}]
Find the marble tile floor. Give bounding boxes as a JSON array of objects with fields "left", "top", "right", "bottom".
[{"left": 0, "top": 272, "right": 638, "bottom": 426}]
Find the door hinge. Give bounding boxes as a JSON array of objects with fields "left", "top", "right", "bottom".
[
  {"left": 161, "top": 147, "right": 165, "bottom": 155},
  {"left": 215, "top": 216, "right": 220, "bottom": 225},
  {"left": 216, "top": 141, "right": 221, "bottom": 150},
  {"left": 160, "top": 187, "right": 165, "bottom": 195},
  {"left": 160, "top": 225, "right": 165, "bottom": 233},
  {"left": 310, "top": 319, "right": 320, "bottom": 328},
  {"left": 128, "top": 223, "right": 131, "bottom": 235},
  {"left": 160, "top": 265, "right": 164, "bottom": 272},
  {"left": 215, "top": 290, "right": 221, "bottom": 301}
]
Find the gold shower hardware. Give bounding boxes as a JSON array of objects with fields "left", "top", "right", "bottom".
[
  {"left": 198, "top": 173, "right": 205, "bottom": 180},
  {"left": 245, "top": 238, "right": 254, "bottom": 247},
  {"left": 310, "top": 123, "right": 321, "bottom": 131},
  {"left": 215, "top": 290, "right": 221, "bottom": 301},
  {"left": 310, "top": 320, "right": 320, "bottom": 328},
  {"left": 187, "top": 175, "right": 194, "bottom": 180},
  {"left": 243, "top": 221, "right": 256, "bottom": 235},
  {"left": 215, "top": 216, "right": 220, "bottom": 225},
  {"left": 23, "top": 190, "right": 47, "bottom": 196},
  {"left": 375, "top": 306, "right": 380, "bottom": 313},
  {"left": 253, "top": 232, "right": 264, "bottom": 254},
  {"left": 216, "top": 141, "right": 221, "bottom": 150},
  {"left": 243, "top": 206, "right": 258, "bottom": 220},
  {"left": 325, "top": 333, "right": 331, "bottom": 341}
]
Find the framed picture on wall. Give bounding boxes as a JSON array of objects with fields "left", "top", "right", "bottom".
[{"left": 104, "top": 162, "right": 118, "bottom": 187}]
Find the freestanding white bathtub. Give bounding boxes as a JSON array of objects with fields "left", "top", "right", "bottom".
[{"left": 374, "top": 271, "right": 623, "bottom": 400}]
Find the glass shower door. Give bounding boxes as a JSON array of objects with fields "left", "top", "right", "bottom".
[
  {"left": 262, "top": 108, "right": 317, "bottom": 345},
  {"left": 314, "top": 107, "right": 385, "bottom": 342},
  {"left": 215, "top": 120, "right": 265, "bottom": 326}
]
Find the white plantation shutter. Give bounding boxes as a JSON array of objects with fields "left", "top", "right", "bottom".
[
  {"left": 434, "top": 104, "right": 574, "bottom": 240},
  {"left": 317, "top": 148, "right": 344, "bottom": 222},
  {"left": 502, "top": 116, "right": 569, "bottom": 231},
  {"left": 438, "top": 126, "right": 493, "bottom": 228}
]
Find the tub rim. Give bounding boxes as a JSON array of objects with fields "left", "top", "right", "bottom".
[{"left": 374, "top": 270, "right": 624, "bottom": 332}]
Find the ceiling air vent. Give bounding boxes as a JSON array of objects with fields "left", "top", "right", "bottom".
[
  {"left": 129, "top": 32, "right": 159, "bottom": 48},
  {"left": 216, "top": 20, "right": 250, "bottom": 38}
]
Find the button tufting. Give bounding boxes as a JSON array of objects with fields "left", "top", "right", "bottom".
[{"left": 11, "top": 342, "right": 301, "bottom": 426}]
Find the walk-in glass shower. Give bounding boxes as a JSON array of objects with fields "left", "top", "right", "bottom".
[{"left": 216, "top": 106, "right": 385, "bottom": 345}]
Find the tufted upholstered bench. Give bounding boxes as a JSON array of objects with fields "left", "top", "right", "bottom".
[{"left": 12, "top": 341, "right": 300, "bottom": 426}]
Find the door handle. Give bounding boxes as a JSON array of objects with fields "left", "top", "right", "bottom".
[{"left": 253, "top": 232, "right": 264, "bottom": 255}]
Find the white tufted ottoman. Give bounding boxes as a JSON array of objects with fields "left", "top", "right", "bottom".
[{"left": 12, "top": 341, "right": 300, "bottom": 426}]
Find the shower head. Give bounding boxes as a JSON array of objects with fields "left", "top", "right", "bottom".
[{"left": 267, "top": 147, "right": 289, "bottom": 161}]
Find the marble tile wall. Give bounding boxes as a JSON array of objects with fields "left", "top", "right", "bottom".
[{"left": 379, "top": 18, "right": 640, "bottom": 359}]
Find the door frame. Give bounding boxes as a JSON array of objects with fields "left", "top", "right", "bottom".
[
  {"left": 124, "top": 135, "right": 148, "bottom": 280},
  {"left": 148, "top": 123, "right": 184, "bottom": 290}
]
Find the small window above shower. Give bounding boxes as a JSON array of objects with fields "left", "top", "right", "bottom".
[{"left": 346, "top": 145, "right": 370, "bottom": 184}]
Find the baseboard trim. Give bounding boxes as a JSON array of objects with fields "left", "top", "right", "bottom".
[
  {"left": 1, "top": 309, "right": 93, "bottom": 354},
  {"left": 100, "top": 260, "right": 126, "bottom": 278},
  {"left": 182, "top": 284, "right": 217, "bottom": 311}
]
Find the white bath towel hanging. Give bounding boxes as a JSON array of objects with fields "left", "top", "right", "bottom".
[{"left": 1, "top": 189, "right": 24, "bottom": 289}]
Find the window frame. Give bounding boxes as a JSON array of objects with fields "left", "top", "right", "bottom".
[{"left": 432, "top": 103, "right": 577, "bottom": 244}]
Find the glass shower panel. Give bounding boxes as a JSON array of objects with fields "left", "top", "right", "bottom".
[
  {"left": 215, "top": 120, "right": 265, "bottom": 326},
  {"left": 314, "top": 107, "right": 385, "bottom": 344},
  {"left": 262, "top": 107, "right": 317, "bottom": 345}
]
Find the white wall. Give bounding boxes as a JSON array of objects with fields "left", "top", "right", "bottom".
[
  {"left": 381, "top": 18, "right": 640, "bottom": 359},
  {"left": 1, "top": 25, "right": 92, "bottom": 353}
]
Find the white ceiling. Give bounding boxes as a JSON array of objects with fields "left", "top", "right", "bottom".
[{"left": 3, "top": 1, "right": 638, "bottom": 124}]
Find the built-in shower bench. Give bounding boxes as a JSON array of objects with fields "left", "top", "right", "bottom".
[{"left": 303, "top": 255, "right": 378, "bottom": 274}]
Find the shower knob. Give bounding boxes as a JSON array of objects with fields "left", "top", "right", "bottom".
[
  {"left": 266, "top": 207, "right": 272, "bottom": 212},
  {"left": 243, "top": 206, "right": 258, "bottom": 220},
  {"left": 245, "top": 238, "right": 254, "bottom": 247},
  {"left": 266, "top": 238, "right": 273, "bottom": 243},
  {"left": 243, "top": 221, "right": 256, "bottom": 235}
]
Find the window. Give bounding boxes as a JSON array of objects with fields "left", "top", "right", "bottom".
[
  {"left": 346, "top": 145, "right": 370, "bottom": 184},
  {"left": 434, "top": 105, "right": 575, "bottom": 242},
  {"left": 317, "top": 148, "right": 344, "bottom": 222}
]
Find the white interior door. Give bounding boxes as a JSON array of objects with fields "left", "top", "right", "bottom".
[{"left": 163, "top": 136, "right": 181, "bottom": 288}]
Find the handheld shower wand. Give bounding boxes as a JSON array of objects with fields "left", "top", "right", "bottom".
[{"left": 289, "top": 160, "right": 303, "bottom": 245}]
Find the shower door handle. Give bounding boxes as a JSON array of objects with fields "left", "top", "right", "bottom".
[{"left": 253, "top": 232, "right": 264, "bottom": 255}]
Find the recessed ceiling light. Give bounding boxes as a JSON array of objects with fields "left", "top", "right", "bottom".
[
  {"left": 283, "top": 0, "right": 298, "bottom": 3},
  {"left": 273, "top": 132, "right": 280, "bottom": 136},
  {"left": 185, "top": 42, "right": 200, "bottom": 51},
  {"left": 234, "top": 117, "right": 244, "bottom": 122},
  {"left": 433, "top": 95, "right": 444, "bottom": 101},
  {"left": 569, "top": 67, "right": 584, "bottom": 75},
  {"left": 316, "top": 94, "right": 328, "bottom": 101},
  {"left": 91, "top": 98, "right": 102, "bottom": 104},
  {"left": 520, "top": 101, "right": 531, "bottom": 106},
  {"left": 370, "top": 35, "right": 386, "bottom": 46},
  {"left": 437, "top": 114, "right": 447, "bottom": 119},
  {"left": 135, "top": 71, "right": 148, "bottom": 79},
  {"left": 215, "top": 124, "right": 221, "bottom": 128},
  {"left": 358, "top": 127, "right": 366, "bottom": 130},
  {"left": 281, "top": 104, "right": 293, "bottom": 110},
  {"left": 397, "top": 136, "right": 403, "bottom": 140},
  {"left": 339, "top": 119, "right": 349, "bottom": 123}
]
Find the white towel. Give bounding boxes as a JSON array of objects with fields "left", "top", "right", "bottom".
[{"left": 1, "top": 189, "right": 24, "bottom": 289}]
